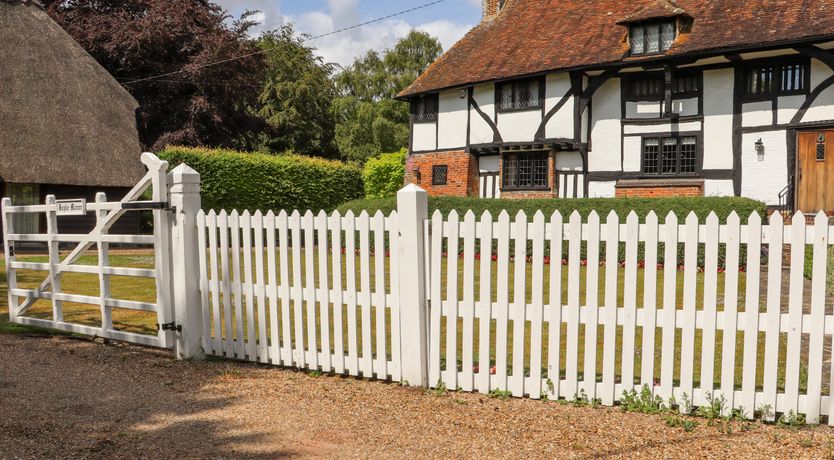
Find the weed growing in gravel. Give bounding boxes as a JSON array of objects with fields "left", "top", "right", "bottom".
[
  {"left": 569, "top": 389, "right": 602, "bottom": 408},
  {"left": 665, "top": 415, "right": 698, "bottom": 433},
  {"left": 429, "top": 380, "right": 448, "bottom": 396},
  {"left": 757, "top": 404, "right": 775, "bottom": 423},
  {"left": 489, "top": 389, "right": 512, "bottom": 400},
  {"left": 308, "top": 370, "right": 323, "bottom": 377},
  {"left": 620, "top": 385, "right": 666, "bottom": 414},
  {"left": 777, "top": 411, "right": 806, "bottom": 430},
  {"left": 696, "top": 392, "right": 727, "bottom": 421}
]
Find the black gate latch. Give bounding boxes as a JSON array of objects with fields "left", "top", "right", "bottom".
[
  {"left": 158, "top": 322, "right": 182, "bottom": 333},
  {"left": 122, "top": 201, "right": 172, "bottom": 211}
]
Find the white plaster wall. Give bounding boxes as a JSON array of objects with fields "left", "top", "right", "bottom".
[
  {"left": 741, "top": 101, "right": 773, "bottom": 127},
  {"left": 622, "top": 136, "right": 642, "bottom": 172},
  {"left": 703, "top": 69, "right": 734, "bottom": 170},
  {"left": 479, "top": 155, "right": 499, "bottom": 172},
  {"left": 555, "top": 151, "right": 583, "bottom": 170},
  {"left": 437, "top": 89, "right": 468, "bottom": 149},
  {"left": 625, "top": 100, "right": 662, "bottom": 119},
  {"left": 801, "top": 59, "right": 834, "bottom": 123},
  {"left": 777, "top": 95, "right": 805, "bottom": 124},
  {"left": 740, "top": 130, "right": 788, "bottom": 205},
  {"left": 412, "top": 122, "right": 437, "bottom": 151},
  {"left": 545, "top": 73, "right": 574, "bottom": 139},
  {"left": 622, "top": 121, "right": 702, "bottom": 135},
  {"left": 470, "top": 83, "right": 495, "bottom": 145},
  {"left": 498, "top": 110, "right": 541, "bottom": 142},
  {"left": 704, "top": 180, "right": 735, "bottom": 197},
  {"left": 671, "top": 97, "right": 699, "bottom": 117},
  {"left": 589, "top": 78, "right": 622, "bottom": 172},
  {"left": 588, "top": 181, "right": 616, "bottom": 198}
]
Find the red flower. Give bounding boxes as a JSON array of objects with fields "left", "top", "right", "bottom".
[
  {"left": 489, "top": 365, "right": 497, "bottom": 375},
  {"left": 543, "top": 256, "right": 551, "bottom": 265},
  {"left": 492, "top": 255, "right": 498, "bottom": 261}
]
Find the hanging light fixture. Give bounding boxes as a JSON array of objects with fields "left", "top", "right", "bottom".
[{"left": 755, "top": 138, "right": 765, "bottom": 161}]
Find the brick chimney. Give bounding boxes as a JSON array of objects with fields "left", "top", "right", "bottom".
[{"left": 482, "top": 0, "right": 504, "bottom": 21}]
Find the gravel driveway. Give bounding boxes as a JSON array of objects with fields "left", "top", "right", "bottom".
[{"left": 1, "top": 333, "right": 833, "bottom": 459}]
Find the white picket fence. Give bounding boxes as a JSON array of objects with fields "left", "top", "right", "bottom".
[
  {"left": 195, "top": 209, "right": 404, "bottom": 382},
  {"left": 428, "top": 208, "right": 834, "bottom": 423}
]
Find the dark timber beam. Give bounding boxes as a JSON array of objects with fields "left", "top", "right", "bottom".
[{"left": 468, "top": 88, "right": 503, "bottom": 144}]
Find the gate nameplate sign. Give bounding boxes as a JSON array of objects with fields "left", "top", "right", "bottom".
[{"left": 56, "top": 199, "right": 87, "bottom": 216}]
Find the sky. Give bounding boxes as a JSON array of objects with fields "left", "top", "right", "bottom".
[{"left": 212, "top": 0, "right": 481, "bottom": 67}]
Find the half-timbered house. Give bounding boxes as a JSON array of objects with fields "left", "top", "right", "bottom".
[{"left": 399, "top": 0, "right": 834, "bottom": 214}]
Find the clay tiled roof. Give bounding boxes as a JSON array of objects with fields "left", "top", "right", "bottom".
[{"left": 400, "top": 0, "right": 834, "bottom": 97}]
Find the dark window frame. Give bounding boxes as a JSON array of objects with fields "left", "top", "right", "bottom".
[
  {"left": 431, "top": 165, "right": 448, "bottom": 185},
  {"left": 411, "top": 93, "right": 439, "bottom": 123},
  {"left": 629, "top": 20, "right": 677, "bottom": 56},
  {"left": 817, "top": 133, "right": 827, "bottom": 162},
  {"left": 743, "top": 58, "right": 810, "bottom": 101},
  {"left": 496, "top": 77, "right": 544, "bottom": 113},
  {"left": 640, "top": 135, "right": 700, "bottom": 177},
  {"left": 624, "top": 72, "right": 702, "bottom": 102},
  {"left": 501, "top": 152, "right": 550, "bottom": 191}
]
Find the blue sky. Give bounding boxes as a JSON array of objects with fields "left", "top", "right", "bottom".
[{"left": 213, "top": 0, "right": 481, "bottom": 66}]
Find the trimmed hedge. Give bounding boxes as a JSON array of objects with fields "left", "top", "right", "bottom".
[
  {"left": 159, "top": 146, "right": 363, "bottom": 213},
  {"left": 362, "top": 150, "right": 406, "bottom": 199},
  {"left": 337, "top": 196, "right": 769, "bottom": 267}
]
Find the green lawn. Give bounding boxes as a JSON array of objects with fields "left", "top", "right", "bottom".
[{"left": 1, "top": 246, "right": 833, "bottom": 394}]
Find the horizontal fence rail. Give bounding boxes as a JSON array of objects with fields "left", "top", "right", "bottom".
[
  {"left": 196, "top": 209, "right": 403, "bottom": 382},
  {"left": 427, "top": 209, "right": 834, "bottom": 424}
]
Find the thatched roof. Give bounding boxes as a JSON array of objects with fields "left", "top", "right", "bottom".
[{"left": 0, "top": 0, "right": 144, "bottom": 188}]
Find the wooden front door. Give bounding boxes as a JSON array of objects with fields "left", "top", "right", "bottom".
[{"left": 797, "top": 131, "right": 834, "bottom": 214}]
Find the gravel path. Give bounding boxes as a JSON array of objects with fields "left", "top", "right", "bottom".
[{"left": 1, "top": 334, "right": 833, "bottom": 459}]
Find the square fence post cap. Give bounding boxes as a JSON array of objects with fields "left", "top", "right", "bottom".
[
  {"left": 398, "top": 184, "right": 426, "bottom": 195},
  {"left": 170, "top": 163, "right": 200, "bottom": 183}
]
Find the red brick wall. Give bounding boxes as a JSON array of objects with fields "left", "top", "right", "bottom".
[
  {"left": 615, "top": 180, "right": 704, "bottom": 198},
  {"left": 404, "top": 150, "right": 479, "bottom": 197},
  {"left": 499, "top": 151, "right": 558, "bottom": 199}
]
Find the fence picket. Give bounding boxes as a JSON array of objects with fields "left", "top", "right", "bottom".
[
  {"left": 496, "top": 211, "right": 511, "bottom": 392},
  {"left": 241, "top": 211, "right": 256, "bottom": 362},
  {"left": 641, "top": 212, "right": 659, "bottom": 389},
  {"left": 303, "top": 211, "right": 319, "bottom": 371},
  {"left": 763, "top": 211, "right": 784, "bottom": 420},
  {"left": 547, "top": 212, "right": 564, "bottom": 400},
  {"left": 785, "top": 212, "right": 806, "bottom": 414},
  {"left": 511, "top": 211, "right": 527, "bottom": 397},
  {"left": 566, "top": 211, "right": 582, "bottom": 400},
  {"left": 429, "top": 210, "right": 443, "bottom": 387},
  {"left": 446, "top": 211, "right": 460, "bottom": 390},
  {"left": 622, "top": 211, "right": 639, "bottom": 392},
  {"left": 583, "top": 212, "right": 601, "bottom": 399},
  {"left": 701, "top": 212, "right": 719, "bottom": 399},
  {"left": 277, "top": 211, "right": 293, "bottom": 366},
  {"left": 807, "top": 212, "right": 828, "bottom": 424},
  {"left": 218, "top": 211, "right": 234, "bottom": 358},
  {"left": 388, "top": 211, "right": 402, "bottom": 381},
  {"left": 330, "top": 212, "right": 345, "bottom": 374},
  {"left": 601, "top": 211, "right": 619, "bottom": 405},
  {"left": 230, "top": 211, "right": 245, "bottom": 359},
  {"left": 720, "top": 212, "right": 740, "bottom": 413},
  {"left": 266, "top": 211, "right": 280, "bottom": 365},
  {"left": 290, "top": 211, "right": 305, "bottom": 367},
  {"left": 660, "top": 212, "right": 678, "bottom": 402},
  {"left": 358, "top": 212, "right": 373, "bottom": 377},
  {"left": 740, "top": 212, "right": 762, "bottom": 417},
  {"left": 318, "top": 211, "right": 332, "bottom": 374},
  {"left": 372, "top": 211, "right": 387, "bottom": 379},
  {"left": 680, "top": 213, "right": 699, "bottom": 404},
  {"left": 461, "top": 211, "right": 477, "bottom": 392},
  {"left": 478, "top": 211, "right": 493, "bottom": 394},
  {"left": 208, "top": 210, "right": 222, "bottom": 355},
  {"left": 197, "top": 211, "right": 211, "bottom": 354},
  {"left": 529, "top": 211, "right": 545, "bottom": 399},
  {"left": 344, "top": 211, "right": 359, "bottom": 376},
  {"left": 254, "top": 211, "right": 268, "bottom": 363}
]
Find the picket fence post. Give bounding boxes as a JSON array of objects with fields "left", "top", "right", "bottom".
[
  {"left": 169, "top": 163, "right": 204, "bottom": 360},
  {"left": 397, "top": 184, "right": 429, "bottom": 387}
]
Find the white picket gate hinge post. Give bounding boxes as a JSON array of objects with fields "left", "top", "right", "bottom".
[
  {"left": 397, "top": 184, "right": 429, "bottom": 387},
  {"left": 169, "top": 163, "right": 205, "bottom": 360}
]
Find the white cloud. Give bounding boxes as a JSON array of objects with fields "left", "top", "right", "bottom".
[{"left": 214, "top": 0, "right": 473, "bottom": 67}]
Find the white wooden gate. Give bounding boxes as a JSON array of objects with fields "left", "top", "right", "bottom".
[{"left": 1, "top": 153, "right": 175, "bottom": 348}]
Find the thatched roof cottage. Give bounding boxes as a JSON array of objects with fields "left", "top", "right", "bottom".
[{"left": 0, "top": 0, "right": 144, "bottom": 234}]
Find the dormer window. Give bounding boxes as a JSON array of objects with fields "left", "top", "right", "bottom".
[{"left": 630, "top": 20, "right": 676, "bottom": 55}]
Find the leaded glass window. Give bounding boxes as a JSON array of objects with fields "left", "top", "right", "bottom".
[
  {"left": 629, "top": 20, "right": 676, "bottom": 55},
  {"left": 642, "top": 136, "right": 699, "bottom": 176},
  {"left": 502, "top": 153, "right": 549, "bottom": 189},
  {"left": 497, "top": 79, "right": 541, "bottom": 111}
]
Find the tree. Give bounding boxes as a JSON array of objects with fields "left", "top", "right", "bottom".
[
  {"left": 248, "top": 25, "right": 339, "bottom": 158},
  {"left": 43, "top": 0, "right": 265, "bottom": 151},
  {"left": 334, "top": 31, "right": 443, "bottom": 163}
]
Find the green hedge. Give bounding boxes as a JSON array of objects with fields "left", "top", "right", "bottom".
[
  {"left": 362, "top": 150, "right": 406, "bottom": 199},
  {"left": 337, "top": 196, "right": 768, "bottom": 267},
  {"left": 159, "top": 146, "right": 363, "bottom": 213}
]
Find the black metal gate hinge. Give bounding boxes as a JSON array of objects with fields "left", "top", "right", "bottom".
[{"left": 158, "top": 322, "right": 182, "bottom": 333}]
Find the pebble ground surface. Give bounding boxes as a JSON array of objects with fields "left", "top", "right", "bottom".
[{"left": 1, "top": 333, "right": 834, "bottom": 459}]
